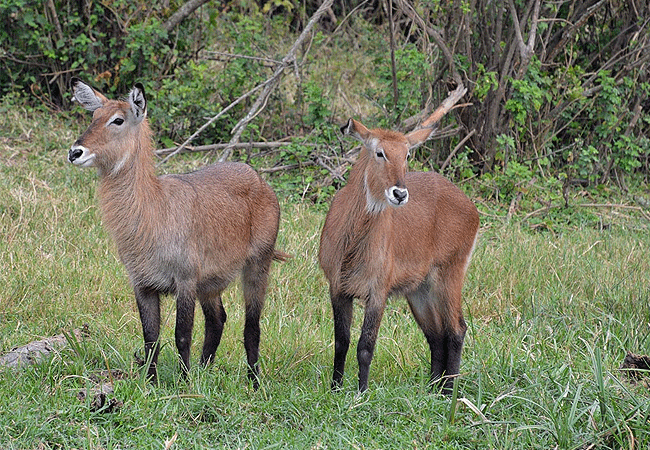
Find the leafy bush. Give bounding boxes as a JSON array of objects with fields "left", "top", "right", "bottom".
[
  {"left": 0, "top": 0, "right": 204, "bottom": 107},
  {"left": 2, "top": 0, "right": 649, "bottom": 206}
]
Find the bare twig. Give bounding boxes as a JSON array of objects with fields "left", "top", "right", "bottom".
[
  {"left": 162, "top": 0, "right": 212, "bottom": 33},
  {"left": 508, "top": 0, "right": 540, "bottom": 70},
  {"left": 218, "top": 0, "right": 335, "bottom": 162},
  {"left": 202, "top": 51, "right": 281, "bottom": 66},
  {"left": 158, "top": 83, "right": 265, "bottom": 165},
  {"left": 388, "top": 0, "right": 399, "bottom": 108},
  {"left": 155, "top": 141, "right": 295, "bottom": 157},
  {"left": 394, "top": 0, "right": 462, "bottom": 86},
  {"left": 420, "top": 84, "right": 468, "bottom": 128},
  {"left": 259, "top": 162, "right": 313, "bottom": 174},
  {"left": 440, "top": 128, "right": 476, "bottom": 172},
  {"left": 546, "top": 0, "right": 607, "bottom": 62},
  {"left": 45, "top": 0, "right": 64, "bottom": 43}
]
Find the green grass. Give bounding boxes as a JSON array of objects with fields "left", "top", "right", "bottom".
[{"left": 1, "top": 108, "right": 650, "bottom": 449}]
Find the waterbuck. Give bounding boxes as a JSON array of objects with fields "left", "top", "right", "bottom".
[
  {"left": 68, "top": 79, "right": 286, "bottom": 386},
  {"left": 319, "top": 86, "right": 479, "bottom": 393}
]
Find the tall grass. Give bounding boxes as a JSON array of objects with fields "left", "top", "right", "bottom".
[{"left": 1, "top": 108, "right": 649, "bottom": 449}]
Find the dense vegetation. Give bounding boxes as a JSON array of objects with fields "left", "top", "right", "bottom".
[
  {"left": 2, "top": 0, "right": 649, "bottom": 208},
  {"left": 1, "top": 1, "right": 650, "bottom": 448}
]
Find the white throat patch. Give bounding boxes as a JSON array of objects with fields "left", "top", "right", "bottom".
[{"left": 364, "top": 169, "right": 387, "bottom": 214}]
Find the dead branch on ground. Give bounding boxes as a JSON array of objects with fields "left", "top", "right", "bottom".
[{"left": 0, "top": 325, "right": 88, "bottom": 368}]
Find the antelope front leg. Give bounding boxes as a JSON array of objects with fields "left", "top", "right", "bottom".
[
  {"left": 134, "top": 286, "right": 161, "bottom": 382},
  {"left": 357, "top": 296, "right": 386, "bottom": 392},
  {"left": 331, "top": 291, "right": 354, "bottom": 390},
  {"left": 441, "top": 318, "right": 467, "bottom": 394},
  {"left": 175, "top": 292, "right": 196, "bottom": 377}
]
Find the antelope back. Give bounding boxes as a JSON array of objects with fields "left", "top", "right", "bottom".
[
  {"left": 342, "top": 119, "right": 438, "bottom": 213},
  {"left": 69, "top": 79, "right": 149, "bottom": 175}
]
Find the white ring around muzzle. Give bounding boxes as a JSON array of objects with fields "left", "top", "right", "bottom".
[{"left": 68, "top": 145, "right": 96, "bottom": 167}]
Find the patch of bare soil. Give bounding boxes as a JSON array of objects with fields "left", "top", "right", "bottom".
[
  {"left": 620, "top": 352, "right": 650, "bottom": 387},
  {"left": 77, "top": 369, "right": 129, "bottom": 413}
]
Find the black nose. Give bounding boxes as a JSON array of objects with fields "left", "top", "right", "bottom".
[
  {"left": 393, "top": 188, "right": 408, "bottom": 203},
  {"left": 68, "top": 148, "right": 83, "bottom": 162}
]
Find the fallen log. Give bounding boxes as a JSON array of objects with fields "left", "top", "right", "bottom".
[{"left": 0, "top": 325, "right": 88, "bottom": 368}]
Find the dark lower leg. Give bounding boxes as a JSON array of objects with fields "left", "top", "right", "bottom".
[
  {"left": 331, "top": 293, "right": 353, "bottom": 390},
  {"left": 429, "top": 326, "right": 466, "bottom": 395},
  {"left": 242, "top": 259, "right": 270, "bottom": 389},
  {"left": 243, "top": 310, "right": 261, "bottom": 388},
  {"left": 357, "top": 302, "right": 385, "bottom": 392},
  {"left": 134, "top": 286, "right": 161, "bottom": 382},
  {"left": 175, "top": 293, "right": 196, "bottom": 377},
  {"left": 441, "top": 322, "right": 466, "bottom": 394},
  {"left": 200, "top": 298, "right": 227, "bottom": 366}
]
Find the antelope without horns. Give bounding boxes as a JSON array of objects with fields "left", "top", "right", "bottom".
[
  {"left": 68, "top": 78, "right": 287, "bottom": 386},
  {"left": 319, "top": 86, "right": 479, "bottom": 393}
]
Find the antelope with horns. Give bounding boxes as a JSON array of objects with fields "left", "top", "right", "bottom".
[
  {"left": 319, "top": 86, "right": 479, "bottom": 393},
  {"left": 68, "top": 79, "right": 287, "bottom": 386}
]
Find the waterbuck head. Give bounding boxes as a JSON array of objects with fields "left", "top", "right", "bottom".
[
  {"left": 69, "top": 78, "right": 148, "bottom": 175},
  {"left": 341, "top": 118, "right": 437, "bottom": 213}
]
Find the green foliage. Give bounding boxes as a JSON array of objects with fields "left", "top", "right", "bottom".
[
  {"left": 152, "top": 61, "right": 233, "bottom": 147},
  {"left": 442, "top": 146, "right": 476, "bottom": 181},
  {"left": 505, "top": 59, "right": 552, "bottom": 131},
  {"left": 368, "top": 44, "right": 434, "bottom": 126},
  {"left": 0, "top": 0, "right": 202, "bottom": 105},
  {"left": 473, "top": 64, "right": 499, "bottom": 101},
  {"left": 302, "top": 80, "right": 333, "bottom": 128}
]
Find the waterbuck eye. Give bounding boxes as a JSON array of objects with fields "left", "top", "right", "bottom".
[
  {"left": 111, "top": 117, "right": 125, "bottom": 126},
  {"left": 376, "top": 150, "right": 385, "bottom": 159}
]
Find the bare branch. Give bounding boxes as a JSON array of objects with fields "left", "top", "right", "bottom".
[
  {"left": 394, "top": 0, "right": 462, "bottom": 86},
  {"left": 510, "top": 0, "right": 541, "bottom": 77},
  {"left": 155, "top": 141, "right": 298, "bottom": 157},
  {"left": 420, "top": 84, "right": 468, "bottom": 129},
  {"left": 162, "top": 0, "right": 212, "bottom": 33},
  {"left": 202, "top": 51, "right": 281, "bottom": 66},
  {"left": 158, "top": 83, "right": 265, "bottom": 165},
  {"left": 546, "top": 0, "right": 607, "bottom": 62},
  {"left": 440, "top": 129, "right": 476, "bottom": 172},
  {"left": 218, "top": 0, "right": 335, "bottom": 162}
]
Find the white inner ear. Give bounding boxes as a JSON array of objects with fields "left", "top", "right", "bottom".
[
  {"left": 74, "top": 83, "right": 104, "bottom": 111},
  {"left": 366, "top": 138, "right": 380, "bottom": 153},
  {"left": 129, "top": 88, "right": 147, "bottom": 122}
]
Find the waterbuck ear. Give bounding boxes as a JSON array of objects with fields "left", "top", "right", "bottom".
[
  {"left": 129, "top": 83, "right": 147, "bottom": 123},
  {"left": 340, "top": 118, "right": 371, "bottom": 142},
  {"left": 71, "top": 78, "right": 107, "bottom": 112},
  {"left": 405, "top": 125, "right": 439, "bottom": 150}
]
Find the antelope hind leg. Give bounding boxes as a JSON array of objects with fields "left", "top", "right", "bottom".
[
  {"left": 242, "top": 255, "right": 274, "bottom": 389},
  {"left": 175, "top": 290, "right": 196, "bottom": 378},
  {"left": 406, "top": 272, "right": 467, "bottom": 395},
  {"left": 198, "top": 288, "right": 227, "bottom": 366}
]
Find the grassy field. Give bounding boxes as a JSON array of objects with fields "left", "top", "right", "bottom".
[{"left": 1, "top": 107, "right": 649, "bottom": 449}]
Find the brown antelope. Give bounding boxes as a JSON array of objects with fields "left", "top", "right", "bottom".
[
  {"left": 319, "top": 87, "right": 479, "bottom": 393},
  {"left": 68, "top": 78, "right": 287, "bottom": 386}
]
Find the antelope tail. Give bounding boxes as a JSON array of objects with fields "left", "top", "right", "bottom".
[{"left": 273, "top": 250, "right": 292, "bottom": 262}]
